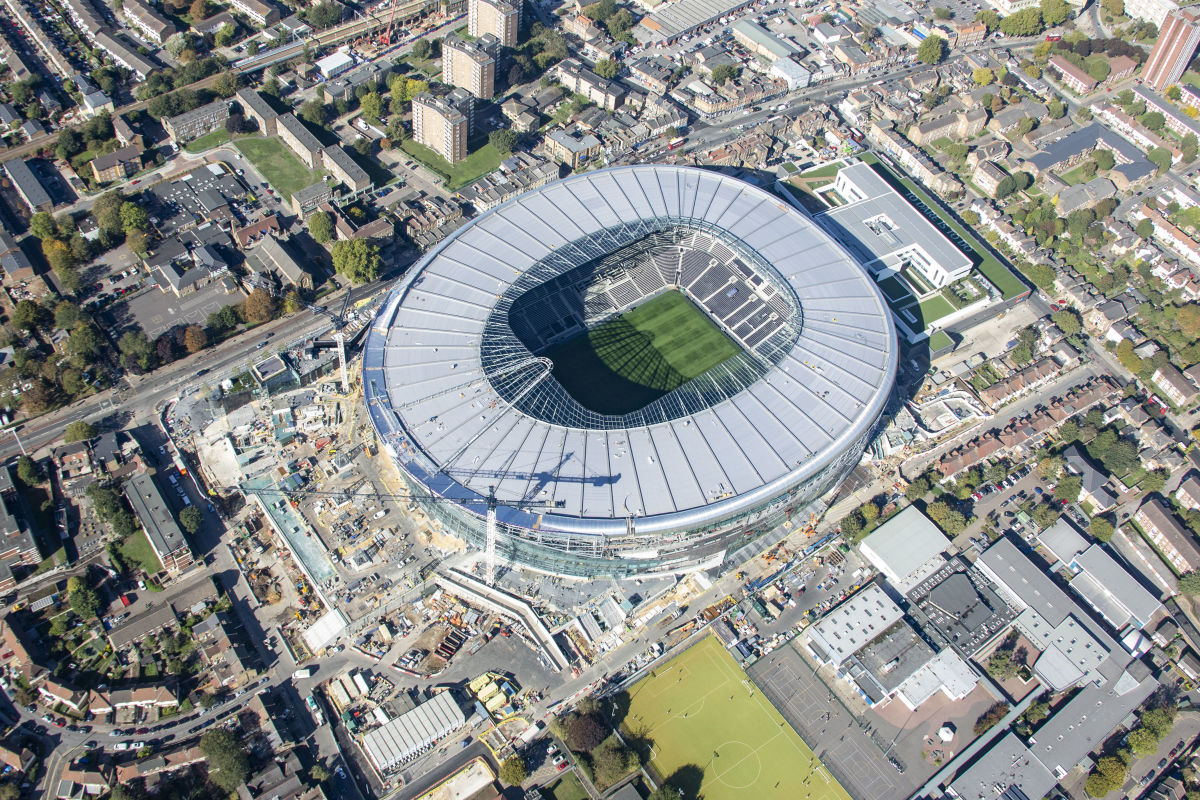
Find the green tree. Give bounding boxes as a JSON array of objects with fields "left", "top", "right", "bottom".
[
  {"left": 13, "top": 300, "right": 48, "bottom": 333},
  {"left": 1051, "top": 309, "right": 1081, "bottom": 336},
  {"left": 199, "top": 729, "right": 249, "bottom": 791},
  {"left": 987, "top": 649, "right": 1020, "bottom": 679},
  {"left": 973, "top": 68, "right": 995, "bottom": 86},
  {"left": 917, "top": 35, "right": 948, "bottom": 65},
  {"left": 498, "top": 756, "right": 527, "bottom": 786},
  {"left": 29, "top": 212, "right": 56, "bottom": 240},
  {"left": 1090, "top": 516, "right": 1114, "bottom": 542},
  {"left": 1128, "top": 726, "right": 1160, "bottom": 757},
  {"left": 1142, "top": 706, "right": 1177, "bottom": 739},
  {"left": 1094, "top": 149, "right": 1116, "bottom": 171},
  {"left": 595, "top": 59, "right": 619, "bottom": 79},
  {"left": 64, "top": 420, "right": 97, "bottom": 443},
  {"left": 214, "top": 22, "right": 235, "bottom": 47},
  {"left": 179, "top": 506, "right": 203, "bottom": 534},
  {"left": 934, "top": 5, "right": 953, "bottom": 18},
  {"left": 331, "top": 239, "right": 382, "bottom": 284},
  {"left": 925, "top": 501, "right": 966, "bottom": 536},
  {"left": 1040, "top": 0, "right": 1070, "bottom": 25},
  {"left": 307, "top": 211, "right": 334, "bottom": 244},
  {"left": 976, "top": 8, "right": 1001, "bottom": 30},
  {"left": 999, "top": 7, "right": 1045, "bottom": 35},
  {"left": 68, "top": 323, "right": 103, "bottom": 363},
  {"left": 489, "top": 128, "right": 518, "bottom": 156},
  {"left": 1141, "top": 111, "right": 1166, "bottom": 131},
  {"left": 54, "top": 301, "right": 81, "bottom": 332},
  {"left": 118, "top": 329, "right": 156, "bottom": 373},
  {"left": 905, "top": 478, "right": 930, "bottom": 501},
  {"left": 15, "top": 456, "right": 40, "bottom": 486},
  {"left": 119, "top": 202, "right": 149, "bottom": 233},
  {"left": 1179, "top": 571, "right": 1200, "bottom": 596},
  {"left": 308, "top": 766, "right": 330, "bottom": 784},
  {"left": 1054, "top": 474, "right": 1081, "bottom": 503},
  {"left": 360, "top": 91, "right": 382, "bottom": 122},
  {"left": 710, "top": 63, "right": 739, "bottom": 83},
  {"left": 1149, "top": 146, "right": 1173, "bottom": 174},
  {"left": 412, "top": 38, "right": 431, "bottom": 59},
  {"left": 68, "top": 579, "right": 100, "bottom": 619},
  {"left": 299, "top": 99, "right": 327, "bottom": 127}
]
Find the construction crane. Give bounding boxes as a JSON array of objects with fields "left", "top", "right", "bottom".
[
  {"left": 378, "top": 0, "right": 402, "bottom": 46},
  {"left": 241, "top": 481, "right": 564, "bottom": 586},
  {"left": 305, "top": 289, "right": 355, "bottom": 392}
]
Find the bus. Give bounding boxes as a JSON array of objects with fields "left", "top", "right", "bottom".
[{"left": 667, "top": 136, "right": 685, "bottom": 150}]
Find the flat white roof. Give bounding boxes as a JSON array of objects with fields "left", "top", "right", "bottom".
[
  {"left": 807, "top": 583, "right": 903, "bottom": 666},
  {"left": 858, "top": 505, "right": 947, "bottom": 590}
]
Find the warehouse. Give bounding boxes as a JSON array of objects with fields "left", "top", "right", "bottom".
[{"left": 359, "top": 691, "right": 465, "bottom": 773}]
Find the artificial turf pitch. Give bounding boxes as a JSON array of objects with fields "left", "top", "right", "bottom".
[
  {"left": 621, "top": 636, "right": 851, "bottom": 800},
  {"left": 544, "top": 290, "right": 740, "bottom": 415}
]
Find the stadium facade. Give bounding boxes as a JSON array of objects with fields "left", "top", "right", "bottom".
[{"left": 362, "top": 165, "right": 897, "bottom": 577}]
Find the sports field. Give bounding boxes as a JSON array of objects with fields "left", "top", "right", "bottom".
[
  {"left": 545, "top": 290, "right": 740, "bottom": 415},
  {"left": 620, "top": 636, "right": 851, "bottom": 800}
]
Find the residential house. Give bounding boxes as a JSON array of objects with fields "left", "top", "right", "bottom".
[
  {"left": 1135, "top": 497, "right": 1200, "bottom": 574},
  {"left": 1152, "top": 363, "right": 1199, "bottom": 407}
]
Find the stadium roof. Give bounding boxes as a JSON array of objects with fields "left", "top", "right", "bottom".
[{"left": 363, "top": 166, "right": 895, "bottom": 536}]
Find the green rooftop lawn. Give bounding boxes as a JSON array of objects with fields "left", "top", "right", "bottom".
[{"left": 859, "top": 152, "right": 1028, "bottom": 300}]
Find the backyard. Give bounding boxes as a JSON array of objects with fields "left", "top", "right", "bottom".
[
  {"left": 119, "top": 529, "right": 163, "bottom": 575},
  {"left": 234, "top": 136, "right": 324, "bottom": 200}
]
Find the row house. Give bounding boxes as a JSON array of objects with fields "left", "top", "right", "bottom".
[
  {"left": 1135, "top": 497, "right": 1200, "bottom": 575},
  {"left": 1141, "top": 204, "right": 1200, "bottom": 269}
]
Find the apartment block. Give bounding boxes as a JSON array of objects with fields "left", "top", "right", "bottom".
[
  {"left": 468, "top": 0, "right": 519, "bottom": 47},
  {"left": 230, "top": 0, "right": 280, "bottom": 26},
  {"left": 90, "top": 144, "right": 142, "bottom": 183},
  {"left": 442, "top": 32, "right": 498, "bottom": 99},
  {"left": 1134, "top": 497, "right": 1200, "bottom": 574},
  {"left": 121, "top": 0, "right": 175, "bottom": 45},
  {"left": 235, "top": 88, "right": 279, "bottom": 136},
  {"left": 163, "top": 99, "right": 230, "bottom": 143},
  {"left": 277, "top": 113, "right": 323, "bottom": 169},
  {"left": 1143, "top": 8, "right": 1200, "bottom": 92},
  {"left": 321, "top": 145, "right": 370, "bottom": 194},
  {"left": 412, "top": 93, "right": 468, "bottom": 164}
]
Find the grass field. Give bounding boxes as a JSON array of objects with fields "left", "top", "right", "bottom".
[
  {"left": 619, "top": 636, "right": 850, "bottom": 800},
  {"left": 119, "top": 529, "right": 162, "bottom": 575},
  {"left": 184, "top": 128, "right": 232, "bottom": 153},
  {"left": 544, "top": 291, "right": 740, "bottom": 415},
  {"left": 541, "top": 773, "right": 588, "bottom": 800},
  {"left": 399, "top": 138, "right": 503, "bottom": 191},
  {"left": 234, "top": 136, "right": 323, "bottom": 200}
]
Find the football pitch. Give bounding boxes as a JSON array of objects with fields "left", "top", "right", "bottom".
[
  {"left": 544, "top": 291, "right": 740, "bottom": 415},
  {"left": 619, "top": 636, "right": 851, "bottom": 800}
]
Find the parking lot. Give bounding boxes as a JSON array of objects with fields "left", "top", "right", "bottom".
[{"left": 110, "top": 279, "right": 242, "bottom": 339}]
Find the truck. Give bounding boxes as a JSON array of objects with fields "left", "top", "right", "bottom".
[{"left": 292, "top": 668, "right": 314, "bottom": 679}]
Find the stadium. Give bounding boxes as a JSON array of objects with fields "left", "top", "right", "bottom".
[{"left": 362, "top": 165, "right": 897, "bottom": 577}]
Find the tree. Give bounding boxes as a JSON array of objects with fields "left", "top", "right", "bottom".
[
  {"left": 1136, "top": 218, "right": 1154, "bottom": 239},
  {"left": 120, "top": 202, "right": 149, "bottom": 233},
  {"left": 199, "top": 730, "right": 249, "bottom": 791},
  {"left": 1086, "top": 756, "right": 1127, "bottom": 796},
  {"left": 68, "top": 323, "right": 103, "bottom": 363},
  {"left": 976, "top": 8, "right": 1001, "bottom": 30},
  {"left": 179, "top": 506, "right": 203, "bottom": 534},
  {"left": 64, "top": 421, "right": 97, "bottom": 443},
  {"left": 1141, "top": 706, "right": 1177, "bottom": 739},
  {"left": 595, "top": 58, "right": 619, "bottom": 79},
  {"left": 1090, "top": 516, "right": 1114, "bottom": 542},
  {"left": 973, "top": 702, "right": 1010, "bottom": 736},
  {"left": 183, "top": 325, "right": 208, "bottom": 353},
  {"left": 905, "top": 478, "right": 930, "bottom": 501},
  {"left": 1014, "top": 116, "right": 1037, "bottom": 138},
  {"left": 1142, "top": 469, "right": 1168, "bottom": 495},
  {"left": 565, "top": 713, "right": 607, "bottom": 751},
  {"left": 917, "top": 34, "right": 948, "bottom": 65},
  {"left": 189, "top": 0, "right": 210, "bottom": 19},
  {"left": 1041, "top": 0, "right": 1070, "bottom": 25},
  {"left": 1091, "top": 148, "right": 1115, "bottom": 172},
  {"left": 710, "top": 63, "right": 739, "bottom": 84},
  {"left": 1101, "top": 0, "right": 1123, "bottom": 13},
  {"left": 54, "top": 301, "right": 80, "bottom": 332},
  {"left": 1011, "top": 343, "right": 1033, "bottom": 365},
  {"left": 973, "top": 68, "right": 995, "bottom": 86},
  {"left": 591, "top": 739, "right": 637, "bottom": 789},
  {"left": 242, "top": 289, "right": 278, "bottom": 325},
  {"left": 118, "top": 329, "right": 156, "bottom": 373},
  {"left": 360, "top": 91, "right": 382, "bottom": 122},
  {"left": 331, "top": 239, "right": 382, "bottom": 284},
  {"left": 1179, "top": 571, "right": 1200, "bottom": 596},
  {"left": 1149, "top": 146, "right": 1173, "bottom": 174},
  {"left": 308, "top": 211, "right": 334, "bottom": 244},
  {"left": 412, "top": 38, "right": 431, "bottom": 59},
  {"left": 16, "top": 456, "right": 40, "bottom": 486},
  {"left": 213, "top": 72, "right": 239, "bottom": 99},
  {"left": 934, "top": 5, "right": 953, "bottom": 18},
  {"left": 29, "top": 212, "right": 56, "bottom": 240},
  {"left": 1180, "top": 304, "right": 1200, "bottom": 338},
  {"left": 1128, "top": 726, "right": 1160, "bottom": 757},
  {"left": 489, "top": 128, "right": 517, "bottom": 156},
  {"left": 1054, "top": 474, "right": 1081, "bottom": 503},
  {"left": 926, "top": 501, "right": 966, "bottom": 536},
  {"left": 68, "top": 578, "right": 100, "bottom": 619},
  {"left": 999, "top": 7, "right": 1044, "bottom": 35},
  {"left": 1141, "top": 110, "right": 1166, "bottom": 131},
  {"left": 498, "top": 756, "right": 527, "bottom": 786},
  {"left": 987, "top": 649, "right": 1020, "bottom": 679},
  {"left": 299, "top": 99, "right": 327, "bottom": 127},
  {"left": 13, "top": 300, "right": 49, "bottom": 333},
  {"left": 1052, "top": 309, "right": 1081, "bottom": 336},
  {"left": 1047, "top": 98, "right": 1066, "bottom": 119},
  {"left": 308, "top": 766, "right": 330, "bottom": 784}
]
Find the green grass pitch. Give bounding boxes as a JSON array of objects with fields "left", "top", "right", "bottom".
[
  {"left": 619, "top": 636, "right": 851, "bottom": 800},
  {"left": 544, "top": 291, "right": 741, "bottom": 415}
]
